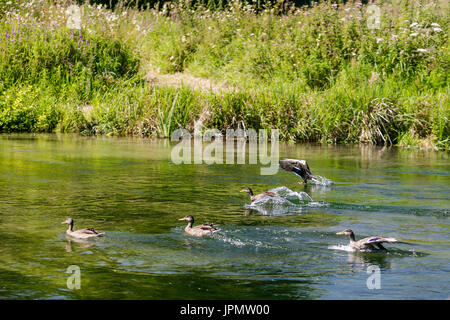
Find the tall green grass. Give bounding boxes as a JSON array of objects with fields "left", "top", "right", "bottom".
[{"left": 0, "top": 0, "right": 448, "bottom": 149}]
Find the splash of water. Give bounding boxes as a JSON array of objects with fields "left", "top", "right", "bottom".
[
  {"left": 310, "top": 175, "right": 334, "bottom": 186},
  {"left": 244, "top": 195, "right": 296, "bottom": 216},
  {"left": 243, "top": 186, "right": 328, "bottom": 215},
  {"left": 328, "top": 244, "right": 356, "bottom": 252},
  {"left": 268, "top": 186, "right": 313, "bottom": 203}
]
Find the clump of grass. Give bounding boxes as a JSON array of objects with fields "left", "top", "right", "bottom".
[
  {"left": 358, "top": 98, "right": 404, "bottom": 145},
  {"left": 157, "top": 92, "right": 178, "bottom": 138}
]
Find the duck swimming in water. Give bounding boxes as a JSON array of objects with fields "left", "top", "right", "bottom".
[
  {"left": 336, "top": 229, "right": 398, "bottom": 252},
  {"left": 61, "top": 218, "right": 105, "bottom": 239},
  {"left": 178, "top": 215, "right": 220, "bottom": 237},
  {"left": 240, "top": 187, "right": 278, "bottom": 201},
  {"left": 279, "top": 159, "right": 315, "bottom": 184}
]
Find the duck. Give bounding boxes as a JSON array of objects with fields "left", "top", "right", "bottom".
[
  {"left": 178, "top": 215, "right": 220, "bottom": 237},
  {"left": 61, "top": 218, "right": 105, "bottom": 239},
  {"left": 240, "top": 187, "right": 278, "bottom": 201},
  {"left": 279, "top": 159, "right": 315, "bottom": 184},
  {"left": 336, "top": 229, "right": 398, "bottom": 252}
]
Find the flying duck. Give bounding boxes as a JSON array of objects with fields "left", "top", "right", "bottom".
[{"left": 279, "top": 159, "right": 315, "bottom": 184}]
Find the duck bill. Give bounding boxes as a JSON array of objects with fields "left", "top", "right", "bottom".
[
  {"left": 336, "top": 231, "right": 345, "bottom": 235},
  {"left": 178, "top": 218, "right": 186, "bottom": 221},
  {"left": 239, "top": 189, "right": 247, "bottom": 193}
]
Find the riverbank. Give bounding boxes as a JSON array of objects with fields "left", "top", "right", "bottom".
[{"left": 0, "top": 0, "right": 448, "bottom": 149}]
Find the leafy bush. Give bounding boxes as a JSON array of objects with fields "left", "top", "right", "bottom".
[{"left": 0, "top": 0, "right": 448, "bottom": 150}]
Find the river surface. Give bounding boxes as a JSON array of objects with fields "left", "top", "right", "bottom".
[{"left": 0, "top": 134, "right": 448, "bottom": 299}]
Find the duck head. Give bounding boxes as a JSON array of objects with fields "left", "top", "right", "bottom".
[
  {"left": 336, "top": 229, "right": 353, "bottom": 236},
  {"left": 62, "top": 217, "right": 73, "bottom": 225},
  {"left": 239, "top": 187, "right": 253, "bottom": 195},
  {"left": 336, "top": 229, "right": 356, "bottom": 241},
  {"left": 179, "top": 215, "right": 194, "bottom": 223}
]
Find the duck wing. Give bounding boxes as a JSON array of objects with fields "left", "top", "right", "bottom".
[
  {"left": 358, "top": 236, "right": 398, "bottom": 245},
  {"left": 78, "top": 228, "right": 104, "bottom": 236},
  {"left": 196, "top": 224, "right": 219, "bottom": 232},
  {"left": 304, "top": 161, "right": 312, "bottom": 175},
  {"left": 279, "top": 159, "right": 312, "bottom": 179}
]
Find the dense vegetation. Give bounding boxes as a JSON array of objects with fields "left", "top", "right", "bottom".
[{"left": 0, "top": 0, "right": 448, "bottom": 149}]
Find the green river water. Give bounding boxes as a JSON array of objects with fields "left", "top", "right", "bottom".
[{"left": 0, "top": 134, "right": 448, "bottom": 299}]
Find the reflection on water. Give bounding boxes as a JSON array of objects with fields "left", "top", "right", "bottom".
[
  {"left": 64, "top": 235, "right": 97, "bottom": 252},
  {"left": 0, "top": 134, "right": 449, "bottom": 299},
  {"left": 345, "top": 251, "right": 393, "bottom": 272}
]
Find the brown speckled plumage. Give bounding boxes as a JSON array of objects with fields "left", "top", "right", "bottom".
[
  {"left": 179, "top": 215, "right": 220, "bottom": 237},
  {"left": 336, "top": 229, "right": 398, "bottom": 252},
  {"left": 240, "top": 187, "right": 278, "bottom": 201}
]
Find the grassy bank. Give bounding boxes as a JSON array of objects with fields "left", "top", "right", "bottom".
[{"left": 0, "top": 0, "right": 448, "bottom": 149}]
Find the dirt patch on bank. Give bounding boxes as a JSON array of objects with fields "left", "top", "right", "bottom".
[{"left": 144, "top": 69, "right": 233, "bottom": 93}]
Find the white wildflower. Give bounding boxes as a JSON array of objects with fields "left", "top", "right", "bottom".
[
  {"left": 433, "top": 27, "right": 443, "bottom": 33},
  {"left": 417, "top": 48, "right": 427, "bottom": 53},
  {"left": 431, "top": 23, "right": 440, "bottom": 27},
  {"left": 410, "top": 33, "right": 419, "bottom": 37},
  {"left": 410, "top": 22, "right": 419, "bottom": 28},
  {"left": 376, "top": 38, "right": 384, "bottom": 43}
]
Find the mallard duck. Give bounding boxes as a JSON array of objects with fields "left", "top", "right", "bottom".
[
  {"left": 279, "top": 159, "right": 315, "bottom": 184},
  {"left": 240, "top": 187, "right": 278, "bottom": 201},
  {"left": 336, "top": 229, "right": 398, "bottom": 252},
  {"left": 61, "top": 218, "right": 105, "bottom": 239},
  {"left": 178, "top": 215, "right": 220, "bottom": 237}
]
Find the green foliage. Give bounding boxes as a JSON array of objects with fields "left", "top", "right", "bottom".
[
  {"left": 0, "top": 85, "right": 60, "bottom": 132},
  {"left": 0, "top": 0, "right": 448, "bottom": 150},
  {"left": 0, "top": 26, "right": 139, "bottom": 93}
]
